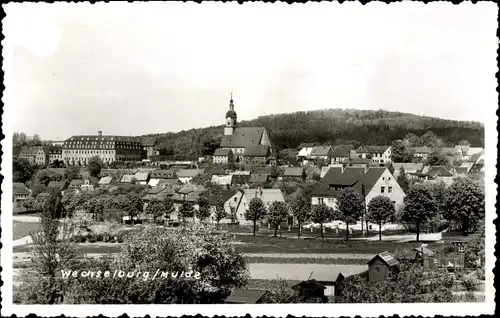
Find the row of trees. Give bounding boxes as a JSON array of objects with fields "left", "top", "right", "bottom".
[{"left": 12, "top": 132, "right": 49, "bottom": 147}]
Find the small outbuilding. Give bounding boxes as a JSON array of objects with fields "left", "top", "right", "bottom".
[
  {"left": 225, "top": 288, "right": 268, "bottom": 304},
  {"left": 367, "top": 251, "right": 400, "bottom": 283}
]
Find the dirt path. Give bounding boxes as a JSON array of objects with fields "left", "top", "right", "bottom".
[{"left": 242, "top": 253, "right": 373, "bottom": 259}]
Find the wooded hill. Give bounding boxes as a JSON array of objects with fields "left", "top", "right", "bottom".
[{"left": 144, "top": 109, "right": 484, "bottom": 157}]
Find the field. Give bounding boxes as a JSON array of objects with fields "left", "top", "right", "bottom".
[{"left": 13, "top": 221, "right": 40, "bottom": 240}]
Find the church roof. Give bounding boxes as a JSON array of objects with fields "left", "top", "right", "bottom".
[
  {"left": 226, "top": 110, "right": 237, "bottom": 118},
  {"left": 220, "top": 127, "right": 267, "bottom": 148}
]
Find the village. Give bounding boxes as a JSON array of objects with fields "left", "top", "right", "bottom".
[{"left": 12, "top": 96, "right": 486, "bottom": 304}]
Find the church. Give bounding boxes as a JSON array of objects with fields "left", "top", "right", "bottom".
[{"left": 214, "top": 94, "right": 273, "bottom": 164}]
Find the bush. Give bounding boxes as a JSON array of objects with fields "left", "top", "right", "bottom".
[
  {"left": 461, "top": 276, "right": 478, "bottom": 291},
  {"left": 476, "top": 268, "right": 485, "bottom": 280}
]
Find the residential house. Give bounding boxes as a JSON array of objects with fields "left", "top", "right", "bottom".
[
  {"left": 211, "top": 174, "right": 233, "bottom": 186},
  {"left": 234, "top": 189, "right": 285, "bottom": 226},
  {"left": 13, "top": 183, "right": 30, "bottom": 202},
  {"left": 134, "top": 171, "right": 150, "bottom": 185},
  {"left": 48, "top": 147, "right": 63, "bottom": 165},
  {"left": 155, "top": 178, "right": 180, "bottom": 189},
  {"left": 148, "top": 169, "right": 177, "bottom": 187},
  {"left": 81, "top": 179, "right": 94, "bottom": 192},
  {"left": 292, "top": 280, "right": 327, "bottom": 302},
  {"left": 143, "top": 187, "right": 176, "bottom": 203},
  {"left": 310, "top": 146, "right": 334, "bottom": 163},
  {"left": 19, "top": 146, "right": 50, "bottom": 166},
  {"left": 243, "top": 145, "right": 271, "bottom": 166},
  {"left": 98, "top": 176, "right": 114, "bottom": 186},
  {"left": 213, "top": 148, "right": 234, "bottom": 164},
  {"left": 199, "top": 189, "right": 242, "bottom": 223},
  {"left": 464, "top": 147, "right": 484, "bottom": 162},
  {"left": 346, "top": 158, "right": 372, "bottom": 168},
  {"left": 331, "top": 145, "right": 354, "bottom": 164},
  {"left": 413, "top": 147, "right": 433, "bottom": 160},
  {"left": 47, "top": 181, "right": 66, "bottom": 195},
  {"left": 68, "top": 179, "right": 84, "bottom": 192},
  {"left": 249, "top": 173, "right": 270, "bottom": 185},
  {"left": 171, "top": 186, "right": 206, "bottom": 221},
  {"left": 296, "top": 143, "right": 316, "bottom": 160},
  {"left": 469, "top": 154, "right": 484, "bottom": 173},
  {"left": 425, "top": 166, "right": 456, "bottom": 185},
  {"left": 177, "top": 169, "right": 205, "bottom": 184},
  {"left": 320, "top": 166, "right": 331, "bottom": 179},
  {"left": 367, "top": 251, "right": 400, "bottom": 283},
  {"left": 141, "top": 136, "right": 158, "bottom": 159},
  {"left": 231, "top": 173, "right": 251, "bottom": 186},
  {"left": 357, "top": 146, "right": 392, "bottom": 164},
  {"left": 121, "top": 174, "right": 136, "bottom": 184},
  {"left": 311, "top": 167, "right": 406, "bottom": 212},
  {"left": 283, "top": 167, "right": 305, "bottom": 181},
  {"left": 453, "top": 162, "right": 474, "bottom": 176},
  {"left": 225, "top": 289, "right": 269, "bottom": 304},
  {"left": 392, "top": 163, "right": 425, "bottom": 178}
]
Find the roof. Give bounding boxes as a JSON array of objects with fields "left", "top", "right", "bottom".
[
  {"left": 121, "top": 174, "right": 135, "bottom": 183},
  {"left": 213, "top": 148, "right": 233, "bottom": 156},
  {"left": 249, "top": 173, "right": 269, "bottom": 184},
  {"left": 66, "top": 135, "right": 141, "bottom": 143},
  {"left": 231, "top": 174, "right": 251, "bottom": 185},
  {"left": 320, "top": 166, "right": 331, "bottom": 178},
  {"left": 357, "top": 146, "right": 390, "bottom": 154},
  {"left": 313, "top": 167, "right": 386, "bottom": 197},
  {"left": 142, "top": 187, "right": 176, "bottom": 201},
  {"left": 233, "top": 170, "right": 251, "bottom": 175},
  {"left": 47, "top": 181, "right": 65, "bottom": 189},
  {"left": 413, "top": 246, "right": 435, "bottom": 257},
  {"left": 368, "top": 251, "right": 400, "bottom": 267},
  {"left": 243, "top": 189, "right": 285, "bottom": 205},
  {"left": 156, "top": 179, "right": 179, "bottom": 188},
  {"left": 298, "top": 143, "right": 316, "bottom": 149},
  {"left": 69, "top": 179, "right": 84, "bottom": 187},
  {"left": 13, "top": 183, "right": 30, "bottom": 195},
  {"left": 49, "top": 147, "right": 62, "bottom": 154},
  {"left": 293, "top": 279, "right": 326, "bottom": 291},
  {"left": 310, "top": 146, "right": 333, "bottom": 157},
  {"left": 414, "top": 147, "right": 433, "bottom": 154},
  {"left": 98, "top": 176, "right": 113, "bottom": 185},
  {"left": 177, "top": 169, "right": 204, "bottom": 178},
  {"left": 211, "top": 174, "right": 233, "bottom": 186},
  {"left": 426, "top": 166, "right": 454, "bottom": 177},
  {"left": 244, "top": 145, "right": 270, "bottom": 157},
  {"left": 220, "top": 127, "right": 267, "bottom": 148},
  {"left": 250, "top": 166, "right": 273, "bottom": 174},
  {"left": 284, "top": 167, "right": 304, "bottom": 177},
  {"left": 134, "top": 172, "right": 150, "bottom": 181},
  {"left": 19, "top": 146, "right": 48, "bottom": 156},
  {"left": 454, "top": 167, "right": 469, "bottom": 175},
  {"left": 225, "top": 289, "right": 267, "bottom": 304},
  {"left": 141, "top": 136, "right": 157, "bottom": 147},
  {"left": 150, "top": 169, "right": 177, "bottom": 179},
  {"left": 392, "top": 163, "right": 424, "bottom": 173},
  {"left": 200, "top": 189, "right": 238, "bottom": 205},
  {"left": 332, "top": 146, "right": 352, "bottom": 158}
]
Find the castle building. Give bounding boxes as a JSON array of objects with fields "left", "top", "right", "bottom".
[{"left": 217, "top": 94, "right": 273, "bottom": 163}]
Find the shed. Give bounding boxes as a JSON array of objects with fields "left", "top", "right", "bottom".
[
  {"left": 367, "top": 251, "right": 400, "bottom": 282},
  {"left": 225, "top": 288, "right": 268, "bottom": 304},
  {"left": 292, "top": 279, "right": 327, "bottom": 301},
  {"left": 413, "top": 245, "right": 436, "bottom": 270}
]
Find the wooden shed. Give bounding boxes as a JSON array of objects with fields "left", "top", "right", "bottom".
[
  {"left": 367, "top": 251, "right": 400, "bottom": 283},
  {"left": 292, "top": 279, "right": 328, "bottom": 303},
  {"left": 225, "top": 288, "right": 268, "bottom": 304}
]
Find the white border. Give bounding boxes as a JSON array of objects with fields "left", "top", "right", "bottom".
[{"left": 1, "top": 1, "right": 497, "bottom": 316}]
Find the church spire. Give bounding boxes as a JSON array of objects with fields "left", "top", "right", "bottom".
[{"left": 229, "top": 90, "right": 234, "bottom": 111}]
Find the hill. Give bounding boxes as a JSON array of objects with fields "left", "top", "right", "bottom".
[{"left": 144, "top": 109, "right": 484, "bottom": 157}]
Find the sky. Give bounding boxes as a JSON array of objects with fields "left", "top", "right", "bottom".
[{"left": 2, "top": 2, "right": 498, "bottom": 140}]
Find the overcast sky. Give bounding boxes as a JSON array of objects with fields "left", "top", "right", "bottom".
[{"left": 2, "top": 2, "right": 498, "bottom": 140}]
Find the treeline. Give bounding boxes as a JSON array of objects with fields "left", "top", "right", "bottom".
[
  {"left": 145, "top": 109, "right": 484, "bottom": 156},
  {"left": 13, "top": 132, "right": 52, "bottom": 147}
]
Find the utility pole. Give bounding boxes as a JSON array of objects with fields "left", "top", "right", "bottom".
[{"left": 361, "top": 182, "right": 367, "bottom": 236}]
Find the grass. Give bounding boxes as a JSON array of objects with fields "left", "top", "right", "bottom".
[
  {"left": 13, "top": 221, "right": 40, "bottom": 240},
  {"left": 247, "top": 278, "right": 300, "bottom": 290},
  {"left": 243, "top": 256, "right": 368, "bottom": 265}
]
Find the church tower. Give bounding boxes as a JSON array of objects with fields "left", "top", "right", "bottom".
[{"left": 224, "top": 92, "right": 237, "bottom": 136}]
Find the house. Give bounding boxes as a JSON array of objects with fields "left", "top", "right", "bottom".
[
  {"left": 311, "top": 167, "right": 406, "bottom": 212},
  {"left": 211, "top": 174, "right": 233, "bottom": 186},
  {"left": 149, "top": 169, "right": 177, "bottom": 187},
  {"left": 391, "top": 163, "right": 425, "bottom": 178},
  {"left": 331, "top": 145, "right": 354, "bottom": 164},
  {"left": 155, "top": 179, "right": 180, "bottom": 189},
  {"left": 225, "top": 289, "right": 269, "bottom": 304},
  {"left": 234, "top": 189, "right": 285, "bottom": 225},
  {"left": 177, "top": 169, "right": 205, "bottom": 184},
  {"left": 320, "top": 166, "right": 331, "bottom": 179},
  {"left": 134, "top": 172, "right": 150, "bottom": 185},
  {"left": 356, "top": 146, "right": 392, "bottom": 164},
  {"left": 346, "top": 158, "right": 372, "bottom": 168},
  {"left": 454, "top": 162, "right": 474, "bottom": 176},
  {"left": 48, "top": 147, "right": 63, "bottom": 165},
  {"left": 98, "top": 176, "right": 113, "bottom": 186},
  {"left": 19, "top": 146, "right": 50, "bottom": 166},
  {"left": 367, "top": 251, "right": 400, "bottom": 283},
  {"left": 121, "top": 174, "right": 136, "bottom": 184},
  {"left": 249, "top": 173, "right": 270, "bottom": 185},
  {"left": 141, "top": 136, "right": 158, "bottom": 159},
  {"left": 81, "top": 179, "right": 94, "bottom": 192},
  {"left": 47, "top": 181, "right": 65, "bottom": 195},
  {"left": 218, "top": 95, "right": 273, "bottom": 162},
  {"left": 212, "top": 148, "right": 234, "bottom": 164},
  {"left": 425, "top": 166, "right": 456, "bottom": 185},
  {"left": 231, "top": 174, "right": 251, "bottom": 186},
  {"left": 68, "top": 179, "right": 84, "bottom": 191},
  {"left": 283, "top": 167, "right": 305, "bottom": 181},
  {"left": 413, "top": 147, "right": 433, "bottom": 160},
  {"left": 310, "top": 146, "right": 334, "bottom": 162},
  {"left": 13, "top": 183, "right": 30, "bottom": 202},
  {"left": 464, "top": 147, "right": 484, "bottom": 161},
  {"left": 142, "top": 187, "right": 176, "bottom": 203},
  {"left": 297, "top": 143, "right": 316, "bottom": 160},
  {"left": 199, "top": 189, "right": 241, "bottom": 223},
  {"left": 243, "top": 145, "right": 271, "bottom": 166},
  {"left": 292, "top": 279, "right": 327, "bottom": 302}
]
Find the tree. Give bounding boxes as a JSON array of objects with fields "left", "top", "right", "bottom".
[
  {"left": 396, "top": 167, "right": 410, "bottom": 192},
  {"left": 64, "top": 166, "right": 81, "bottom": 180},
  {"left": 121, "top": 193, "right": 143, "bottom": 224},
  {"left": 179, "top": 201, "right": 194, "bottom": 224},
  {"left": 37, "top": 170, "right": 53, "bottom": 187},
  {"left": 288, "top": 189, "right": 311, "bottom": 238},
  {"left": 367, "top": 196, "right": 396, "bottom": 241},
  {"left": 88, "top": 156, "right": 102, "bottom": 177},
  {"left": 23, "top": 197, "right": 37, "bottom": 212},
  {"left": 400, "top": 185, "right": 438, "bottom": 242},
  {"left": 390, "top": 140, "right": 414, "bottom": 163},
  {"left": 214, "top": 198, "right": 227, "bottom": 229},
  {"left": 458, "top": 140, "right": 471, "bottom": 147},
  {"left": 337, "top": 188, "right": 365, "bottom": 241},
  {"left": 268, "top": 201, "right": 289, "bottom": 237},
  {"left": 35, "top": 193, "right": 52, "bottom": 211},
  {"left": 197, "top": 197, "right": 211, "bottom": 222},
  {"left": 311, "top": 203, "right": 334, "bottom": 240},
  {"left": 444, "top": 178, "right": 485, "bottom": 235},
  {"left": 85, "top": 197, "right": 105, "bottom": 221},
  {"left": 13, "top": 158, "right": 35, "bottom": 183},
  {"left": 427, "top": 149, "right": 448, "bottom": 166},
  {"left": 245, "top": 197, "right": 267, "bottom": 236},
  {"left": 163, "top": 197, "right": 175, "bottom": 220},
  {"left": 145, "top": 198, "right": 167, "bottom": 224}
]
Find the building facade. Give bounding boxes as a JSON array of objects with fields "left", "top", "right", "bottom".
[
  {"left": 62, "top": 131, "right": 143, "bottom": 165},
  {"left": 48, "top": 147, "right": 63, "bottom": 164},
  {"left": 19, "top": 146, "right": 49, "bottom": 166}
]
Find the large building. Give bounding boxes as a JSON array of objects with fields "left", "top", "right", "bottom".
[
  {"left": 62, "top": 131, "right": 143, "bottom": 165},
  {"left": 217, "top": 94, "right": 273, "bottom": 162},
  {"left": 19, "top": 146, "right": 49, "bottom": 166}
]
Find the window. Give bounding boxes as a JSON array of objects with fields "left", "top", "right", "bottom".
[
  {"left": 388, "top": 187, "right": 392, "bottom": 193},
  {"left": 234, "top": 197, "right": 237, "bottom": 202},
  {"left": 381, "top": 187, "right": 385, "bottom": 193},
  {"left": 318, "top": 198, "right": 324, "bottom": 205}
]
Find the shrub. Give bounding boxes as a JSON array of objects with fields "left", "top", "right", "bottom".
[
  {"left": 476, "top": 268, "right": 485, "bottom": 280},
  {"left": 461, "top": 276, "right": 478, "bottom": 291}
]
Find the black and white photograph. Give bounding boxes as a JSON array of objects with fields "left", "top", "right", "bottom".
[{"left": 1, "top": 1, "right": 497, "bottom": 317}]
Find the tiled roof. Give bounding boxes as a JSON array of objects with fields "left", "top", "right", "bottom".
[
  {"left": 313, "top": 167, "right": 385, "bottom": 197},
  {"left": 348, "top": 158, "right": 371, "bottom": 164},
  {"left": 121, "top": 174, "right": 135, "bottom": 183},
  {"left": 200, "top": 189, "right": 238, "bottom": 205},
  {"left": 150, "top": 169, "right": 177, "bottom": 179},
  {"left": 66, "top": 135, "right": 141, "bottom": 143},
  {"left": 211, "top": 174, "right": 233, "bottom": 186},
  {"left": 49, "top": 147, "right": 62, "bottom": 154},
  {"left": 249, "top": 173, "right": 269, "bottom": 184},
  {"left": 357, "top": 146, "right": 390, "bottom": 154},
  {"left": 225, "top": 289, "right": 267, "bottom": 304},
  {"left": 98, "top": 176, "right": 113, "bottom": 185},
  {"left": 441, "top": 147, "right": 459, "bottom": 156},
  {"left": 134, "top": 172, "right": 150, "bottom": 181},
  {"left": 69, "top": 179, "right": 84, "bottom": 187},
  {"left": 141, "top": 136, "right": 157, "bottom": 147},
  {"left": 177, "top": 169, "right": 204, "bottom": 178},
  {"left": 310, "top": 146, "right": 333, "bottom": 157},
  {"left": 293, "top": 279, "right": 326, "bottom": 291},
  {"left": 232, "top": 174, "right": 251, "bottom": 185},
  {"left": 284, "top": 167, "right": 304, "bottom": 177},
  {"left": 220, "top": 127, "right": 267, "bottom": 148},
  {"left": 19, "top": 146, "right": 47, "bottom": 156},
  {"left": 13, "top": 183, "right": 30, "bottom": 195},
  {"left": 454, "top": 167, "right": 469, "bottom": 175},
  {"left": 214, "top": 148, "right": 233, "bottom": 156},
  {"left": 332, "top": 146, "right": 352, "bottom": 158},
  {"left": 143, "top": 187, "right": 176, "bottom": 201},
  {"left": 392, "top": 163, "right": 424, "bottom": 173},
  {"left": 413, "top": 246, "right": 435, "bottom": 257},
  {"left": 426, "top": 166, "right": 454, "bottom": 177},
  {"left": 243, "top": 189, "right": 285, "bottom": 205},
  {"left": 244, "top": 145, "right": 270, "bottom": 157},
  {"left": 414, "top": 147, "right": 432, "bottom": 154},
  {"left": 368, "top": 251, "right": 399, "bottom": 267},
  {"left": 320, "top": 166, "right": 331, "bottom": 178}
]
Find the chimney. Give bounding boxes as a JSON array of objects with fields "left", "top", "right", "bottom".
[{"left": 98, "top": 130, "right": 103, "bottom": 137}]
